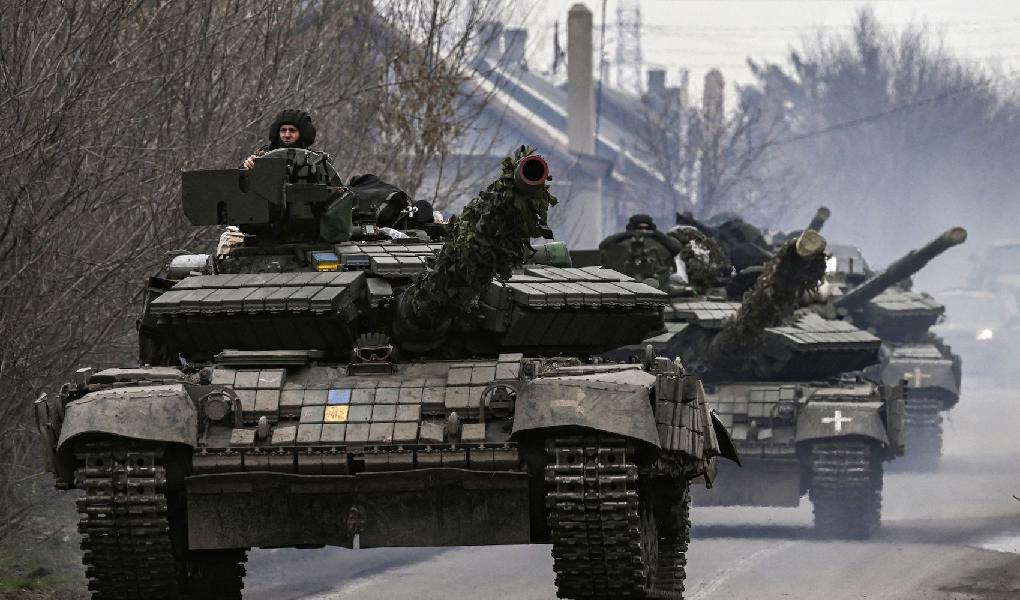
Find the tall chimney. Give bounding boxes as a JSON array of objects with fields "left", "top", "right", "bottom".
[
  {"left": 567, "top": 3, "right": 595, "bottom": 155},
  {"left": 646, "top": 69, "right": 666, "bottom": 95},
  {"left": 503, "top": 28, "right": 528, "bottom": 68},
  {"left": 479, "top": 20, "right": 503, "bottom": 62}
]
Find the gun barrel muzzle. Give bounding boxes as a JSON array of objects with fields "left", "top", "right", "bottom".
[
  {"left": 795, "top": 229, "right": 827, "bottom": 258},
  {"left": 514, "top": 155, "right": 550, "bottom": 191}
]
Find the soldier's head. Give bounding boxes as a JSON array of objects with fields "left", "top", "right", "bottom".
[
  {"left": 269, "top": 109, "right": 317, "bottom": 150},
  {"left": 625, "top": 214, "right": 657, "bottom": 232}
]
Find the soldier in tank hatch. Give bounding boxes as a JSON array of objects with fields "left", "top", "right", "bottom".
[
  {"left": 242, "top": 109, "right": 318, "bottom": 169},
  {"left": 598, "top": 215, "right": 685, "bottom": 290}
]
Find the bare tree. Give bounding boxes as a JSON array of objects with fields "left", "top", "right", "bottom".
[
  {"left": 0, "top": 0, "right": 499, "bottom": 539},
  {"left": 737, "top": 9, "right": 1020, "bottom": 248},
  {"left": 623, "top": 69, "right": 789, "bottom": 226}
]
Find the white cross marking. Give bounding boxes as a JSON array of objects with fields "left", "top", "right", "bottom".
[
  {"left": 903, "top": 367, "right": 931, "bottom": 388},
  {"left": 821, "top": 410, "right": 853, "bottom": 433}
]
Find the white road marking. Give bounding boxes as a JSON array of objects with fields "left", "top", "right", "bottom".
[{"left": 687, "top": 540, "right": 795, "bottom": 600}]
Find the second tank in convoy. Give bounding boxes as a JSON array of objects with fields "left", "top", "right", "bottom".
[{"left": 599, "top": 218, "right": 904, "bottom": 539}]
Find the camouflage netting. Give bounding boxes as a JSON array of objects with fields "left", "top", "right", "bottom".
[
  {"left": 395, "top": 146, "right": 557, "bottom": 347},
  {"left": 709, "top": 236, "right": 827, "bottom": 370},
  {"left": 668, "top": 226, "right": 732, "bottom": 290}
]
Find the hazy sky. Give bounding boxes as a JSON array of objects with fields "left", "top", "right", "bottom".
[{"left": 513, "top": 0, "right": 1020, "bottom": 94}]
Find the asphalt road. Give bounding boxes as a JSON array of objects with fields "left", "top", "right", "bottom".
[{"left": 244, "top": 380, "right": 1020, "bottom": 600}]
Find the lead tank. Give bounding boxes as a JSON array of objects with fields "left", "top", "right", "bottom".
[
  {"left": 601, "top": 221, "right": 903, "bottom": 539},
  {"left": 823, "top": 227, "right": 967, "bottom": 470},
  {"left": 33, "top": 147, "right": 735, "bottom": 600}
]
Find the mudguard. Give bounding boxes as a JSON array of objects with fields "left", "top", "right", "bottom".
[
  {"left": 880, "top": 353, "right": 960, "bottom": 398},
  {"left": 795, "top": 401, "right": 889, "bottom": 447},
  {"left": 511, "top": 377, "right": 660, "bottom": 447},
  {"left": 710, "top": 410, "right": 741, "bottom": 466},
  {"left": 57, "top": 384, "right": 198, "bottom": 453}
]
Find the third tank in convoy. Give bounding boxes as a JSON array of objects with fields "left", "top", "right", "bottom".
[{"left": 822, "top": 225, "right": 967, "bottom": 471}]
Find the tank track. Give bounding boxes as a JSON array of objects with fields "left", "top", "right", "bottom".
[
  {"left": 545, "top": 434, "right": 689, "bottom": 600},
  {"left": 808, "top": 440, "right": 882, "bottom": 539},
  {"left": 899, "top": 395, "right": 944, "bottom": 471},
  {"left": 75, "top": 442, "right": 181, "bottom": 600},
  {"left": 75, "top": 441, "right": 248, "bottom": 600}
]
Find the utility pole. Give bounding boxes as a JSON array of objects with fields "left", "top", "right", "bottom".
[{"left": 552, "top": 20, "right": 565, "bottom": 75}]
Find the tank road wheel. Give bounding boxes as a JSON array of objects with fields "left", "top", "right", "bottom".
[
  {"left": 808, "top": 440, "right": 883, "bottom": 539},
  {"left": 75, "top": 441, "right": 182, "bottom": 600},
  {"left": 178, "top": 549, "right": 248, "bottom": 600},
  {"left": 545, "top": 434, "right": 690, "bottom": 600},
  {"left": 898, "top": 396, "right": 944, "bottom": 472}
]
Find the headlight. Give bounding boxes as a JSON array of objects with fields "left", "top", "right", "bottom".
[
  {"left": 976, "top": 328, "right": 995, "bottom": 341},
  {"left": 484, "top": 384, "right": 517, "bottom": 419},
  {"left": 203, "top": 394, "right": 233, "bottom": 422}
]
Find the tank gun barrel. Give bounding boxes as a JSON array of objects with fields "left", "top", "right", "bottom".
[
  {"left": 393, "top": 147, "right": 556, "bottom": 352},
  {"left": 807, "top": 206, "right": 831, "bottom": 233},
  {"left": 514, "top": 154, "right": 550, "bottom": 191},
  {"left": 833, "top": 226, "right": 967, "bottom": 312}
]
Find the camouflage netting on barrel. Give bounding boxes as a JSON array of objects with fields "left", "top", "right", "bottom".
[
  {"left": 709, "top": 234, "right": 827, "bottom": 369},
  {"left": 395, "top": 146, "right": 557, "bottom": 349}
]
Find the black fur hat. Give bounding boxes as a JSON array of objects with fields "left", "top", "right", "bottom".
[
  {"left": 268, "top": 109, "right": 316, "bottom": 149},
  {"left": 626, "top": 214, "right": 657, "bottom": 231}
]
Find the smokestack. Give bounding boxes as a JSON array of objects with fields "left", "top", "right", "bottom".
[
  {"left": 567, "top": 3, "right": 595, "bottom": 155},
  {"left": 479, "top": 20, "right": 503, "bottom": 62},
  {"left": 646, "top": 69, "right": 666, "bottom": 95},
  {"left": 676, "top": 68, "right": 690, "bottom": 107},
  {"left": 703, "top": 69, "right": 725, "bottom": 125},
  {"left": 503, "top": 28, "right": 528, "bottom": 68}
]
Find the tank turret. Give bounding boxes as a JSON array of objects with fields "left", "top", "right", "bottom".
[
  {"left": 142, "top": 147, "right": 667, "bottom": 362},
  {"left": 833, "top": 227, "right": 968, "bottom": 313},
  {"left": 393, "top": 148, "right": 556, "bottom": 350},
  {"left": 706, "top": 230, "right": 828, "bottom": 373}
]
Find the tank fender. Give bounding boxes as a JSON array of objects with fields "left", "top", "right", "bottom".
[
  {"left": 710, "top": 410, "right": 741, "bottom": 466},
  {"left": 55, "top": 384, "right": 198, "bottom": 478},
  {"left": 879, "top": 355, "right": 960, "bottom": 398},
  {"left": 511, "top": 377, "right": 660, "bottom": 447},
  {"left": 795, "top": 401, "right": 889, "bottom": 446}
]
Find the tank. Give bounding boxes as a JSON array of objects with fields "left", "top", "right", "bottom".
[
  {"left": 825, "top": 227, "right": 967, "bottom": 470},
  {"left": 600, "top": 223, "right": 903, "bottom": 539},
  {"left": 32, "top": 147, "right": 736, "bottom": 600}
]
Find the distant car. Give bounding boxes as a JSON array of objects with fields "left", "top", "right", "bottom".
[{"left": 931, "top": 289, "right": 1020, "bottom": 383}]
